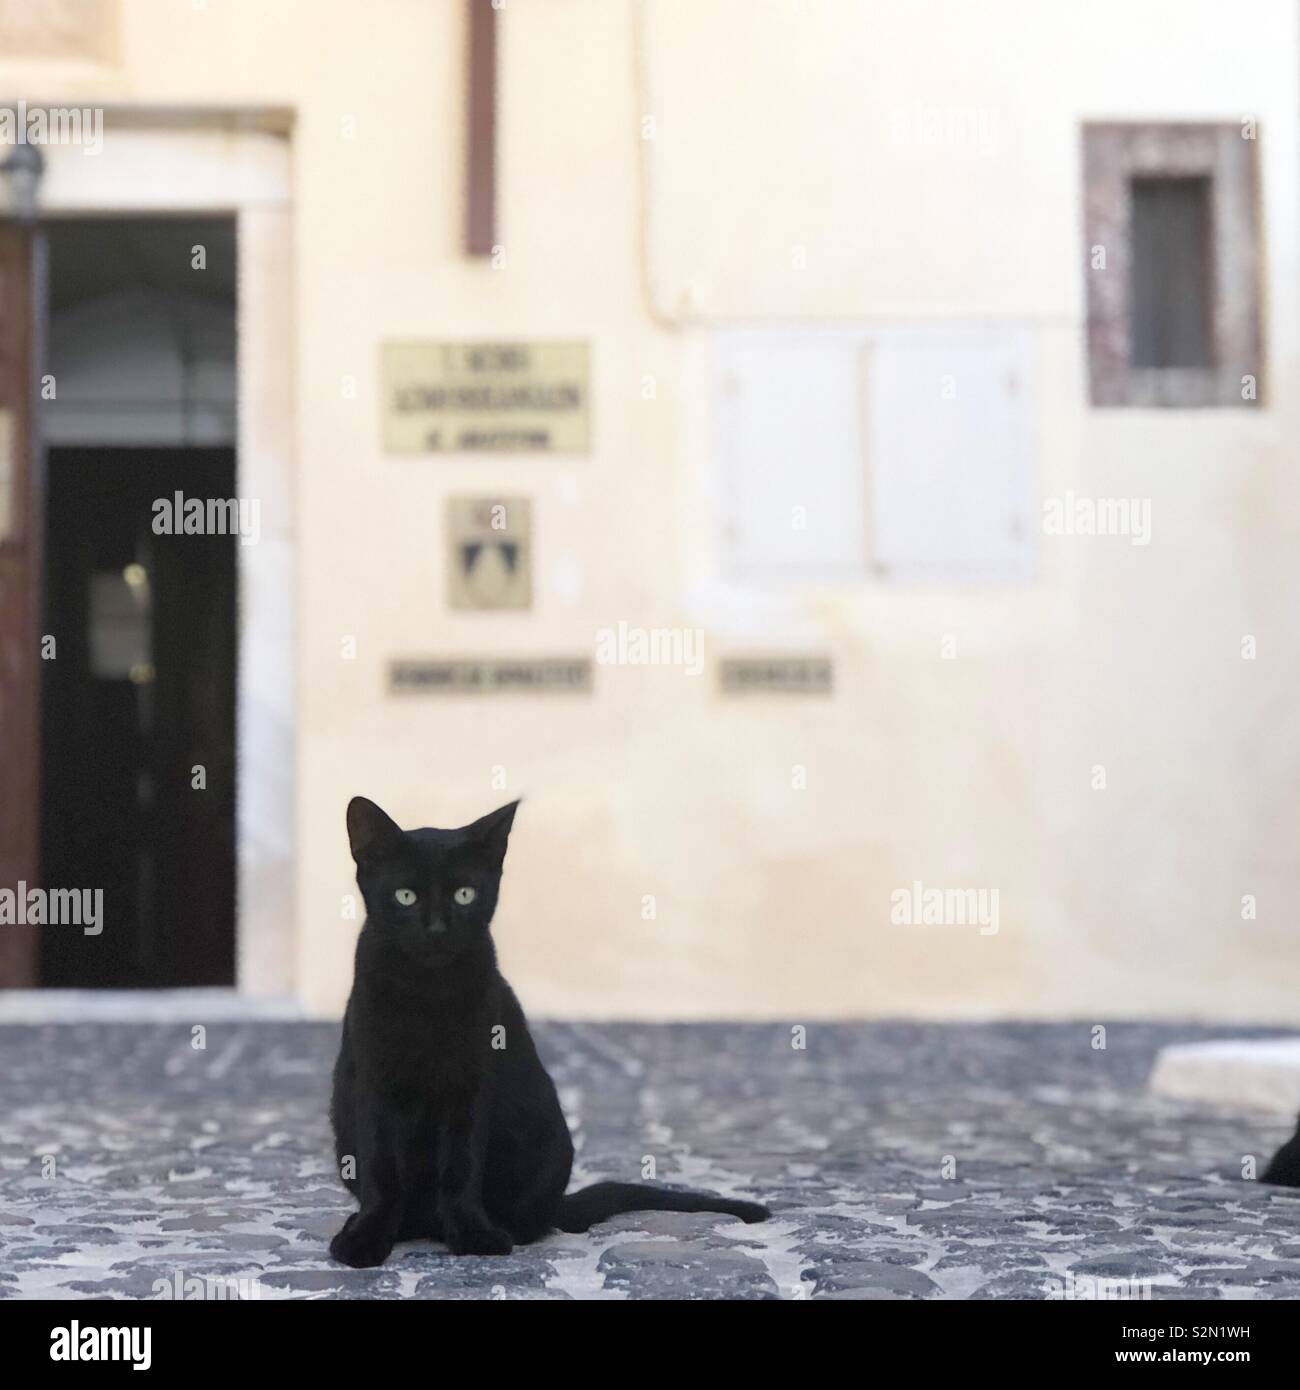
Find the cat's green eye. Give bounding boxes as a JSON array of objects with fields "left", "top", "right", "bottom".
[
  {"left": 394, "top": 888, "right": 417, "bottom": 907},
  {"left": 453, "top": 886, "right": 476, "bottom": 906}
]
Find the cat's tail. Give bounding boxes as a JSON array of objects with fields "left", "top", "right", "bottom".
[
  {"left": 1262, "top": 1116, "right": 1300, "bottom": 1186},
  {"left": 556, "top": 1180, "right": 769, "bottom": 1233}
]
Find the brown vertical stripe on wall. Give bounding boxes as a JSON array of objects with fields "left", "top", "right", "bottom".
[
  {"left": 465, "top": 0, "right": 498, "bottom": 256},
  {"left": 0, "top": 224, "right": 41, "bottom": 987}
]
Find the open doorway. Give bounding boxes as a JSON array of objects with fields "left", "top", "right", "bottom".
[{"left": 39, "top": 218, "right": 238, "bottom": 987}]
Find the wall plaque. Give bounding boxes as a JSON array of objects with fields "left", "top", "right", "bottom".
[
  {"left": 446, "top": 496, "right": 532, "bottom": 610},
  {"left": 719, "top": 656, "right": 833, "bottom": 695},
  {"left": 382, "top": 341, "right": 589, "bottom": 453},
  {"left": 391, "top": 657, "right": 592, "bottom": 694}
]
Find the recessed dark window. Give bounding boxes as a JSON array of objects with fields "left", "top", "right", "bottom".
[
  {"left": 1084, "top": 124, "right": 1258, "bottom": 406},
  {"left": 1129, "top": 176, "right": 1214, "bottom": 369}
]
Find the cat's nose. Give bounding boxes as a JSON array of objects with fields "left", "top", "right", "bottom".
[{"left": 427, "top": 917, "right": 447, "bottom": 934}]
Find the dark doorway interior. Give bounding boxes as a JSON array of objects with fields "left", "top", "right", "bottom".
[
  {"left": 38, "top": 218, "right": 238, "bottom": 988},
  {"left": 41, "top": 450, "right": 237, "bottom": 987}
]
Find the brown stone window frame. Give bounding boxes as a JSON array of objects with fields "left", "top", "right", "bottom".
[{"left": 1082, "top": 123, "right": 1262, "bottom": 407}]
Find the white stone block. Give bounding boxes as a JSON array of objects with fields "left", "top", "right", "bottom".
[{"left": 1149, "top": 1038, "right": 1300, "bottom": 1115}]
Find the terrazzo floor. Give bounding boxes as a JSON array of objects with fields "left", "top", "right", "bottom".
[{"left": 2, "top": 1020, "right": 1299, "bottom": 1300}]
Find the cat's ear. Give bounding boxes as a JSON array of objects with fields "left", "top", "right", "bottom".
[
  {"left": 346, "top": 796, "right": 402, "bottom": 864},
  {"left": 465, "top": 799, "right": 519, "bottom": 871}
]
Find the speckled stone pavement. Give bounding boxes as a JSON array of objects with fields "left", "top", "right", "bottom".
[{"left": 2, "top": 1021, "right": 1300, "bottom": 1300}]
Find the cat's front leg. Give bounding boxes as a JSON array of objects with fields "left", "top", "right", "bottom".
[
  {"left": 329, "top": 1207, "right": 399, "bottom": 1268},
  {"left": 442, "top": 1197, "right": 512, "bottom": 1256},
  {"left": 437, "top": 1093, "right": 513, "bottom": 1256},
  {"left": 330, "top": 1101, "right": 401, "bottom": 1268}
]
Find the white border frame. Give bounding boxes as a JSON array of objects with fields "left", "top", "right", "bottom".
[{"left": 35, "top": 109, "right": 296, "bottom": 998}]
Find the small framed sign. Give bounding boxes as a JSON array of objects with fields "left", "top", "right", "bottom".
[
  {"left": 446, "top": 496, "right": 532, "bottom": 611},
  {"left": 719, "top": 656, "right": 833, "bottom": 695},
  {"left": 391, "top": 657, "right": 593, "bottom": 695},
  {"left": 382, "top": 341, "right": 590, "bottom": 453}
]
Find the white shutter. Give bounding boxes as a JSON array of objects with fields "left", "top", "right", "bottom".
[
  {"left": 865, "top": 325, "right": 1034, "bottom": 583},
  {"left": 716, "top": 324, "right": 1034, "bottom": 584},
  {"left": 716, "top": 329, "right": 867, "bottom": 579}
]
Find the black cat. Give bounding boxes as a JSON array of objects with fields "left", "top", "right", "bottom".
[
  {"left": 329, "top": 796, "right": 769, "bottom": 1266},
  {"left": 1263, "top": 1122, "right": 1300, "bottom": 1187}
]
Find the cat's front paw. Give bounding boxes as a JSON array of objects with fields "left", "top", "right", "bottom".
[
  {"left": 446, "top": 1219, "right": 514, "bottom": 1256},
  {"left": 329, "top": 1213, "right": 395, "bottom": 1268}
]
